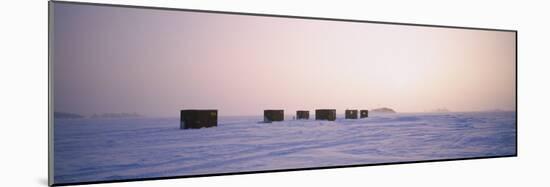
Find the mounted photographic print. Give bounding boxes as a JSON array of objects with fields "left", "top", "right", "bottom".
[{"left": 49, "top": 1, "right": 517, "bottom": 186}]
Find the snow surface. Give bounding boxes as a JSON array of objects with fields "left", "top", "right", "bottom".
[{"left": 54, "top": 111, "right": 516, "bottom": 184}]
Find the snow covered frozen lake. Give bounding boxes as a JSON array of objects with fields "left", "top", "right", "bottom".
[{"left": 54, "top": 111, "right": 516, "bottom": 184}]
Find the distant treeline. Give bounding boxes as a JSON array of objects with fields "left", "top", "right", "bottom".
[
  {"left": 54, "top": 112, "right": 142, "bottom": 119},
  {"left": 54, "top": 112, "right": 85, "bottom": 119},
  {"left": 370, "top": 107, "right": 396, "bottom": 113},
  {"left": 55, "top": 108, "right": 398, "bottom": 120},
  {"left": 91, "top": 112, "right": 142, "bottom": 118}
]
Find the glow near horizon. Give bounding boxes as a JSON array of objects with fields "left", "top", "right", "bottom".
[{"left": 53, "top": 3, "right": 516, "bottom": 117}]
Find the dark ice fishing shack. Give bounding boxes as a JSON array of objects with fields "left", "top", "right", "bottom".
[
  {"left": 315, "top": 109, "right": 336, "bottom": 121},
  {"left": 360, "top": 110, "right": 369, "bottom": 118},
  {"left": 345, "top": 109, "right": 358, "bottom": 119},
  {"left": 296, "top": 110, "right": 309, "bottom": 120},
  {"left": 264, "top": 110, "right": 284, "bottom": 122},
  {"left": 180, "top": 110, "right": 218, "bottom": 129}
]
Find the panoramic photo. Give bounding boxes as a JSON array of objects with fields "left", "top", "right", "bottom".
[{"left": 51, "top": 2, "right": 516, "bottom": 184}]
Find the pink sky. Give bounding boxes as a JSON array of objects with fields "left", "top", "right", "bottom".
[{"left": 53, "top": 3, "right": 516, "bottom": 117}]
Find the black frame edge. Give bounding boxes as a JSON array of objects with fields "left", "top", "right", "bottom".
[
  {"left": 49, "top": 0, "right": 516, "bottom": 33},
  {"left": 51, "top": 155, "right": 517, "bottom": 186},
  {"left": 48, "top": 0, "right": 54, "bottom": 186}
]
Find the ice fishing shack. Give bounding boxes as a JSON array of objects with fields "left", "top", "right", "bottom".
[
  {"left": 296, "top": 110, "right": 309, "bottom": 120},
  {"left": 264, "top": 110, "right": 284, "bottom": 122},
  {"left": 360, "top": 110, "right": 369, "bottom": 118},
  {"left": 180, "top": 110, "right": 218, "bottom": 129},
  {"left": 315, "top": 109, "right": 336, "bottom": 121},
  {"left": 345, "top": 109, "right": 358, "bottom": 119}
]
